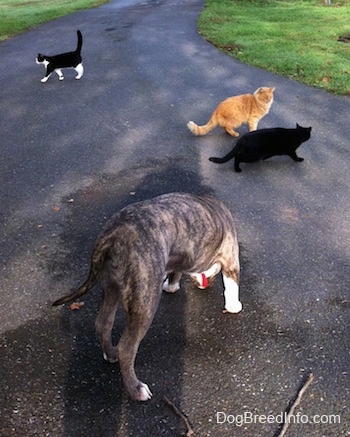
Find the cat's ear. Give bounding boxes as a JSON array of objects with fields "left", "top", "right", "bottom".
[{"left": 296, "top": 123, "right": 300, "bottom": 128}]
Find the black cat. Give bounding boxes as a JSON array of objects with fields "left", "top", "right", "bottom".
[
  {"left": 209, "top": 124, "right": 312, "bottom": 172},
  {"left": 36, "top": 30, "right": 84, "bottom": 83}
]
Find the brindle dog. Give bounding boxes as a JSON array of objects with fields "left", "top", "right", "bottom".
[{"left": 53, "top": 193, "right": 242, "bottom": 401}]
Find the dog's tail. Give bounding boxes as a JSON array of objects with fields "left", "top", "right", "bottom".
[
  {"left": 209, "top": 148, "right": 237, "bottom": 164},
  {"left": 52, "top": 237, "right": 109, "bottom": 306},
  {"left": 187, "top": 112, "right": 218, "bottom": 136},
  {"left": 75, "top": 30, "right": 83, "bottom": 54}
]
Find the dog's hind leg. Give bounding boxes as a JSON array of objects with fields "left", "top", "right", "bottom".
[
  {"left": 117, "top": 280, "right": 163, "bottom": 401},
  {"left": 95, "top": 278, "right": 121, "bottom": 363}
]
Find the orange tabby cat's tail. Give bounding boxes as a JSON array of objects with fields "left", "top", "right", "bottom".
[{"left": 187, "top": 115, "right": 217, "bottom": 136}]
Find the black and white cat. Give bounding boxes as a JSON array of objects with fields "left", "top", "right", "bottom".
[
  {"left": 209, "top": 124, "right": 312, "bottom": 172},
  {"left": 36, "top": 30, "right": 84, "bottom": 83}
]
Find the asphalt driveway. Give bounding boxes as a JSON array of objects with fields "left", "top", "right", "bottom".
[{"left": 0, "top": 0, "right": 349, "bottom": 435}]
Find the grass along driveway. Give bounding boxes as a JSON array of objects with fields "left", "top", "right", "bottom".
[
  {"left": 198, "top": 0, "right": 350, "bottom": 95},
  {"left": 0, "top": 0, "right": 108, "bottom": 41}
]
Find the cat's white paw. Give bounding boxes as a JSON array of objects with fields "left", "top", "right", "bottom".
[
  {"left": 59, "top": 76, "right": 64, "bottom": 81},
  {"left": 138, "top": 383, "right": 152, "bottom": 401},
  {"left": 75, "top": 64, "right": 84, "bottom": 79},
  {"left": 41, "top": 77, "right": 48, "bottom": 83}
]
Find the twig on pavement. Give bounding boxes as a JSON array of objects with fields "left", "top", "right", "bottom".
[
  {"left": 276, "top": 372, "right": 314, "bottom": 437},
  {"left": 163, "top": 395, "right": 194, "bottom": 436}
]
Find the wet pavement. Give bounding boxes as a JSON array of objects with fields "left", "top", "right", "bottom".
[{"left": 0, "top": 0, "right": 349, "bottom": 435}]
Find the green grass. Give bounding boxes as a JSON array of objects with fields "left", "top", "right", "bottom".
[
  {"left": 198, "top": 0, "right": 350, "bottom": 95},
  {"left": 0, "top": 0, "right": 109, "bottom": 41}
]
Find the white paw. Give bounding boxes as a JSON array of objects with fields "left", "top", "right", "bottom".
[
  {"left": 59, "top": 76, "right": 64, "bottom": 81},
  {"left": 162, "top": 278, "right": 180, "bottom": 293},
  {"left": 138, "top": 383, "right": 152, "bottom": 401},
  {"left": 41, "top": 77, "right": 48, "bottom": 83},
  {"left": 223, "top": 277, "right": 241, "bottom": 313},
  {"left": 103, "top": 352, "right": 117, "bottom": 363},
  {"left": 223, "top": 300, "right": 242, "bottom": 314}
]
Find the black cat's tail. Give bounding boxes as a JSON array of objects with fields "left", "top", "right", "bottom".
[
  {"left": 76, "top": 30, "right": 83, "bottom": 54},
  {"left": 209, "top": 148, "right": 237, "bottom": 164}
]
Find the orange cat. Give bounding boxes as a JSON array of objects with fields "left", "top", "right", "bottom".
[{"left": 187, "top": 87, "right": 275, "bottom": 137}]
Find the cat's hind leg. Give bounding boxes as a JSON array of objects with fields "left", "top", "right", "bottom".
[
  {"left": 74, "top": 63, "right": 84, "bottom": 80},
  {"left": 54, "top": 69, "right": 64, "bottom": 81},
  {"left": 224, "top": 126, "right": 240, "bottom": 137},
  {"left": 234, "top": 157, "right": 242, "bottom": 172},
  {"left": 289, "top": 151, "right": 304, "bottom": 162}
]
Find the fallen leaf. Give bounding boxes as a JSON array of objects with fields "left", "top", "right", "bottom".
[
  {"left": 52, "top": 206, "right": 61, "bottom": 212},
  {"left": 70, "top": 301, "right": 85, "bottom": 311}
]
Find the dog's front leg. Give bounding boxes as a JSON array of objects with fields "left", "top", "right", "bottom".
[
  {"left": 163, "top": 271, "right": 182, "bottom": 293},
  {"left": 222, "top": 274, "right": 242, "bottom": 313}
]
